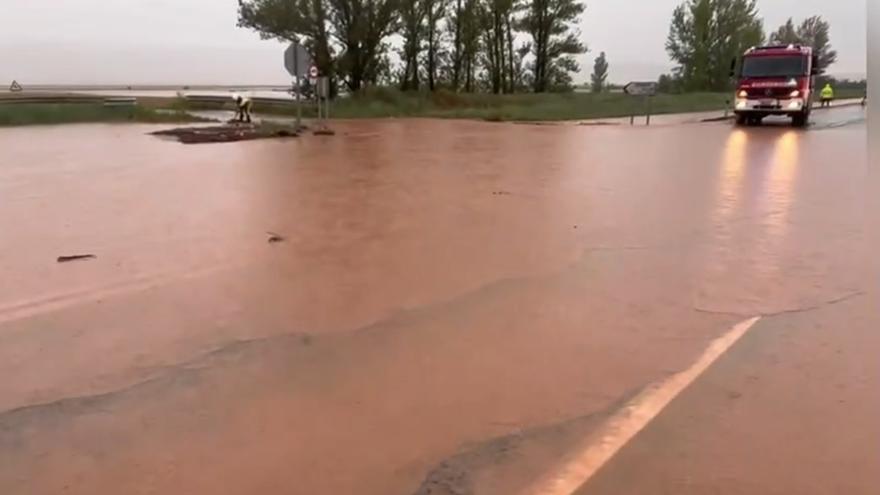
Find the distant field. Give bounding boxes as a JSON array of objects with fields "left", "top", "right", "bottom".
[{"left": 0, "top": 103, "right": 202, "bottom": 126}]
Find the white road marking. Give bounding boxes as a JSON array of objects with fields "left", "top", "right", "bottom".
[{"left": 523, "top": 316, "right": 762, "bottom": 495}]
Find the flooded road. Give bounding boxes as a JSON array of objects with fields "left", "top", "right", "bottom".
[{"left": 0, "top": 107, "right": 873, "bottom": 494}]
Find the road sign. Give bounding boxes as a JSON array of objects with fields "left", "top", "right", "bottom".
[
  {"left": 284, "top": 43, "right": 312, "bottom": 78},
  {"left": 309, "top": 65, "right": 319, "bottom": 78},
  {"left": 9, "top": 80, "right": 22, "bottom": 92},
  {"left": 623, "top": 82, "right": 658, "bottom": 97}
]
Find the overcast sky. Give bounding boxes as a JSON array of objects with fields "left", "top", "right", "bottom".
[{"left": 0, "top": 0, "right": 866, "bottom": 86}]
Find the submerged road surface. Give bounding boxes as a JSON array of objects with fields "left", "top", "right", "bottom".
[{"left": 0, "top": 106, "right": 874, "bottom": 494}]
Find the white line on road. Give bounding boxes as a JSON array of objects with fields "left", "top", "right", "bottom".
[{"left": 523, "top": 316, "right": 762, "bottom": 495}]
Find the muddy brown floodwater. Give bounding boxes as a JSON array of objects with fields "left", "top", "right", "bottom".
[{"left": 0, "top": 108, "right": 872, "bottom": 495}]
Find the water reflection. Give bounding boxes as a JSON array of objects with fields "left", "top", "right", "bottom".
[
  {"left": 698, "top": 128, "right": 803, "bottom": 311},
  {"left": 714, "top": 129, "right": 749, "bottom": 227}
]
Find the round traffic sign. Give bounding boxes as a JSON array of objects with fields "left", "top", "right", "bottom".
[{"left": 309, "top": 66, "right": 319, "bottom": 78}]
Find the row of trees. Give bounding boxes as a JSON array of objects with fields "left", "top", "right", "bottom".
[
  {"left": 664, "top": 0, "right": 837, "bottom": 92},
  {"left": 237, "top": 0, "right": 587, "bottom": 94}
]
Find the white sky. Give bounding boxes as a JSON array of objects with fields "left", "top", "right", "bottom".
[{"left": 0, "top": 0, "right": 866, "bottom": 86}]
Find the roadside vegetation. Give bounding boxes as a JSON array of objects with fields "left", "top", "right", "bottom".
[
  {"left": 238, "top": 0, "right": 855, "bottom": 98},
  {"left": 172, "top": 87, "right": 864, "bottom": 123},
  {"left": 318, "top": 89, "right": 731, "bottom": 120},
  {"left": 0, "top": 103, "right": 202, "bottom": 127}
]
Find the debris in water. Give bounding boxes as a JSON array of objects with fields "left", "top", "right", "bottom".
[
  {"left": 151, "top": 124, "right": 298, "bottom": 144},
  {"left": 267, "top": 232, "right": 286, "bottom": 244},
  {"left": 57, "top": 254, "right": 96, "bottom": 263}
]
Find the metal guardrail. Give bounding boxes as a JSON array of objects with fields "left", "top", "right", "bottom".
[
  {"left": 0, "top": 95, "right": 139, "bottom": 106},
  {"left": 184, "top": 95, "right": 297, "bottom": 107},
  {"left": 103, "top": 97, "right": 137, "bottom": 107}
]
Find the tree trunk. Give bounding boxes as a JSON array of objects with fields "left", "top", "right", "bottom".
[
  {"left": 428, "top": 35, "right": 436, "bottom": 90},
  {"left": 505, "top": 15, "right": 515, "bottom": 93},
  {"left": 452, "top": 0, "right": 463, "bottom": 90},
  {"left": 496, "top": 11, "right": 505, "bottom": 94},
  {"left": 465, "top": 56, "right": 473, "bottom": 92}
]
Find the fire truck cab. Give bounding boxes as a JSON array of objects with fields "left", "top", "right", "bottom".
[{"left": 731, "top": 45, "right": 819, "bottom": 127}]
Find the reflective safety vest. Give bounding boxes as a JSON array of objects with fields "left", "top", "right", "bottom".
[{"left": 821, "top": 85, "right": 834, "bottom": 99}]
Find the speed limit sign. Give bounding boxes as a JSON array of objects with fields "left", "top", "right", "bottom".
[{"left": 309, "top": 66, "right": 319, "bottom": 78}]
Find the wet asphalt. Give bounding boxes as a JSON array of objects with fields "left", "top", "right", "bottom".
[{"left": 0, "top": 105, "right": 871, "bottom": 494}]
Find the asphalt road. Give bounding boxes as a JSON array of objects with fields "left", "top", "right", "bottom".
[{"left": 0, "top": 105, "right": 873, "bottom": 494}]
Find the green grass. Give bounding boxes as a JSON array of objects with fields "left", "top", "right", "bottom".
[
  {"left": 827, "top": 87, "right": 866, "bottom": 101},
  {"left": 325, "top": 89, "right": 733, "bottom": 121},
  {"left": 327, "top": 87, "right": 867, "bottom": 121},
  {"left": 0, "top": 103, "right": 204, "bottom": 127},
  {"left": 162, "top": 86, "right": 868, "bottom": 123}
]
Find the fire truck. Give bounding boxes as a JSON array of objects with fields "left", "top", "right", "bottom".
[{"left": 731, "top": 45, "right": 819, "bottom": 127}]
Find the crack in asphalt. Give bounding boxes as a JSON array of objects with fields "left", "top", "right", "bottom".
[
  {"left": 761, "top": 290, "right": 867, "bottom": 317},
  {"left": 692, "top": 290, "right": 867, "bottom": 319}
]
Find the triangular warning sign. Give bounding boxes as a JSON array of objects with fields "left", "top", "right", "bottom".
[{"left": 9, "top": 80, "right": 23, "bottom": 92}]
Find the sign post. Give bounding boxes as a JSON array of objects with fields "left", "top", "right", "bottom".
[
  {"left": 624, "top": 82, "right": 658, "bottom": 126},
  {"left": 313, "top": 76, "right": 335, "bottom": 135},
  {"left": 285, "top": 42, "right": 312, "bottom": 130},
  {"left": 9, "top": 80, "right": 22, "bottom": 92}
]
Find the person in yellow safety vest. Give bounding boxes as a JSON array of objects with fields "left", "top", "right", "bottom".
[
  {"left": 820, "top": 83, "right": 834, "bottom": 108},
  {"left": 233, "top": 95, "right": 253, "bottom": 123}
]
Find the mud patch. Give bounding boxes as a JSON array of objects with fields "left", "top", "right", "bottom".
[
  {"left": 412, "top": 389, "right": 639, "bottom": 495},
  {"left": 151, "top": 124, "right": 298, "bottom": 144}
]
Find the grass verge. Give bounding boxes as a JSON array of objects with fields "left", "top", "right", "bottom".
[
  {"left": 329, "top": 87, "right": 867, "bottom": 121},
  {"left": 0, "top": 103, "right": 205, "bottom": 127}
]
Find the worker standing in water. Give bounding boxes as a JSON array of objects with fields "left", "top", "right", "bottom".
[
  {"left": 233, "top": 94, "right": 253, "bottom": 123},
  {"left": 820, "top": 83, "right": 834, "bottom": 108}
]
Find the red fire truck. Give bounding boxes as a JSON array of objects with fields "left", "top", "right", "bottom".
[{"left": 731, "top": 45, "right": 819, "bottom": 127}]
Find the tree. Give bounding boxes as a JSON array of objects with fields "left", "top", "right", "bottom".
[
  {"left": 446, "top": 0, "right": 481, "bottom": 91},
  {"left": 479, "top": 0, "right": 519, "bottom": 94},
  {"left": 666, "top": 0, "right": 764, "bottom": 91},
  {"left": 239, "top": 0, "right": 399, "bottom": 93},
  {"left": 238, "top": 0, "right": 334, "bottom": 90},
  {"left": 424, "top": 0, "right": 450, "bottom": 90},
  {"left": 769, "top": 18, "right": 798, "bottom": 44},
  {"left": 797, "top": 16, "right": 836, "bottom": 74},
  {"left": 771, "top": 16, "right": 837, "bottom": 74},
  {"left": 399, "top": 0, "right": 427, "bottom": 90},
  {"left": 519, "top": 0, "right": 587, "bottom": 92},
  {"left": 657, "top": 73, "right": 681, "bottom": 93},
  {"left": 590, "top": 51, "right": 608, "bottom": 92},
  {"left": 330, "top": 0, "right": 400, "bottom": 90}
]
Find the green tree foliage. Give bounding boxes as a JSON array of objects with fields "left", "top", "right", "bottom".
[
  {"left": 769, "top": 18, "right": 798, "bottom": 44},
  {"left": 770, "top": 16, "right": 837, "bottom": 74},
  {"left": 657, "top": 73, "right": 682, "bottom": 93},
  {"left": 445, "top": 0, "right": 482, "bottom": 91},
  {"left": 424, "top": 0, "right": 450, "bottom": 90},
  {"left": 480, "top": 0, "right": 520, "bottom": 93},
  {"left": 239, "top": 0, "right": 398, "bottom": 92},
  {"left": 399, "top": 0, "right": 428, "bottom": 90},
  {"left": 519, "top": 0, "right": 587, "bottom": 92},
  {"left": 240, "top": 0, "right": 593, "bottom": 95},
  {"left": 590, "top": 51, "right": 608, "bottom": 92},
  {"left": 329, "top": 0, "right": 400, "bottom": 90},
  {"left": 666, "top": 0, "right": 764, "bottom": 91},
  {"left": 238, "top": 0, "right": 334, "bottom": 87}
]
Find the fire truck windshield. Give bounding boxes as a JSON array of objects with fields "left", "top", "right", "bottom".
[{"left": 741, "top": 55, "right": 807, "bottom": 78}]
